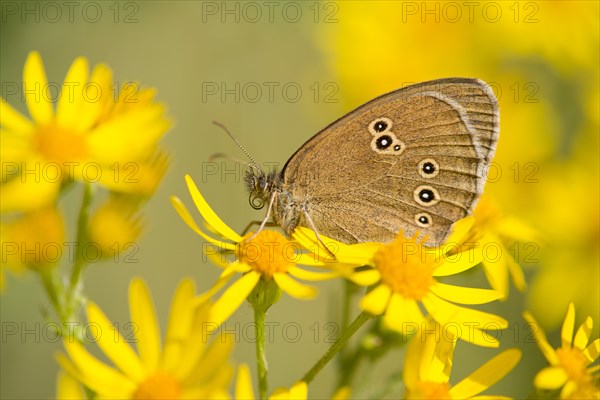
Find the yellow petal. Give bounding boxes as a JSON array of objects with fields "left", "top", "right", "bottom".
[
  {"left": 170, "top": 196, "right": 236, "bottom": 251},
  {"left": 534, "top": 366, "right": 568, "bottom": 389},
  {"left": 523, "top": 311, "right": 559, "bottom": 365},
  {"left": 429, "top": 334, "right": 456, "bottom": 383},
  {"left": 573, "top": 316, "right": 593, "bottom": 351},
  {"left": 194, "top": 267, "right": 238, "bottom": 305},
  {"left": 129, "top": 278, "right": 161, "bottom": 371},
  {"left": 423, "top": 295, "right": 506, "bottom": 347},
  {"left": 584, "top": 338, "right": 600, "bottom": 363},
  {"left": 62, "top": 341, "right": 136, "bottom": 395},
  {"left": 86, "top": 302, "right": 146, "bottom": 382},
  {"left": 384, "top": 294, "right": 425, "bottom": 334},
  {"left": 73, "top": 63, "right": 111, "bottom": 132},
  {"left": 288, "top": 381, "right": 308, "bottom": 399},
  {"left": 450, "top": 349, "right": 521, "bottom": 398},
  {"left": 235, "top": 364, "right": 255, "bottom": 400},
  {"left": 161, "top": 279, "right": 196, "bottom": 372},
  {"left": 23, "top": 51, "right": 53, "bottom": 125},
  {"left": 0, "top": 166, "right": 60, "bottom": 212},
  {"left": 496, "top": 215, "right": 539, "bottom": 243},
  {"left": 211, "top": 272, "right": 260, "bottom": 326},
  {"left": 429, "top": 282, "right": 502, "bottom": 305},
  {"left": 56, "top": 57, "right": 89, "bottom": 129},
  {"left": 348, "top": 269, "right": 381, "bottom": 286},
  {"left": 0, "top": 98, "right": 34, "bottom": 135},
  {"left": 359, "top": 284, "right": 391, "bottom": 316},
  {"left": 445, "top": 216, "right": 474, "bottom": 242},
  {"left": 56, "top": 370, "right": 86, "bottom": 400},
  {"left": 293, "top": 226, "right": 378, "bottom": 265},
  {"left": 505, "top": 251, "right": 527, "bottom": 292},
  {"left": 171, "top": 303, "right": 211, "bottom": 381},
  {"left": 182, "top": 334, "right": 234, "bottom": 386},
  {"left": 292, "top": 227, "right": 338, "bottom": 262},
  {"left": 0, "top": 130, "right": 32, "bottom": 171},
  {"left": 433, "top": 250, "right": 482, "bottom": 277},
  {"left": 404, "top": 334, "right": 425, "bottom": 388},
  {"left": 295, "top": 252, "right": 330, "bottom": 267},
  {"left": 185, "top": 175, "right": 242, "bottom": 242},
  {"left": 287, "top": 265, "right": 339, "bottom": 281},
  {"left": 561, "top": 302, "right": 576, "bottom": 348},
  {"left": 273, "top": 273, "right": 317, "bottom": 300},
  {"left": 559, "top": 380, "right": 578, "bottom": 399},
  {"left": 87, "top": 104, "right": 169, "bottom": 162},
  {"left": 481, "top": 252, "right": 509, "bottom": 298}
]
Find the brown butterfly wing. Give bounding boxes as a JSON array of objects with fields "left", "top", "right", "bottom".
[{"left": 280, "top": 78, "right": 498, "bottom": 246}]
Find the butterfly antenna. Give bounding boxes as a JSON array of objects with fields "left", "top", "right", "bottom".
[{"left": 212, "top": 121, "right": 261, "bottom": 170}]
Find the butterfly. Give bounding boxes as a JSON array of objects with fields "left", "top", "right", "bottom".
[{"left": 242, "top": 78, "right": 498, "bottom": 247}]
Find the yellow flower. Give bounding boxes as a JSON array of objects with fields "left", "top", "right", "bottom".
[
  {"left": 524, "top": 303, "right": 600, "bottom": 399},
  {"left": 56, "top": 278, "right": 234, "bottom": 399},
  {"left": 312, "top": 219, "right": 507, "bottom": 347},
  {"left": 460, "top": 195, "right": 539, "bottom": 299},
  {"left": 0, "top": 207, "right": 65, "bottom": 287},
  {"left": 528, "top": 163, "right": 599, "bottom": 333},
  {"left": 88, "top": 195, "right": 144, "bottom": 258},
  {"left": 56, "top": 371, "right": 86, "bottom": 400},
  {"left": 235, "top": 364, "right": 307, "bottom": 400},
  {"left": 171, "top": 175, "right": 339, "bottom": 326},
  {"left": 404, "top": 324, "right": 521, "bottom": 399},
  {"left": 1, "top": 51, "right": 171, "bottom": 213}
]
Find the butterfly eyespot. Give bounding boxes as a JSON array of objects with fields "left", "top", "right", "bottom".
[
  {"left": 374, "top": 120, "right": 388, "bottom": 132},
  {"left": 376, "top": 135, "right": 393, "bottom": 150},
  {"left": 415, "top": 213, "right": 432, "bottom": 228},
  {"left": 414, "top": 185, "right": 440, "bottom": 206},
  {"left": 394, "top": 144, "right": 401, "bottom": 151},
  {"left": 419, "top": 190, "right": 434, "bottom": 202},
  {"left": 368, "top": 117, "right": 393, "bottom": 136},
  {"left": 418, "top": 158, "right": 439, "bottom": 178}
]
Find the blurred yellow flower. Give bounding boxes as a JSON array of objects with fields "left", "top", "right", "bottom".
[
  {"left": 528, "top": 163, "right": 599, "bottom": 334},
  {"left": 524, "top": 303, "right": 600, "bottom": 399},
  {"left": 1, "top": 51, "right": 171, "bottom": 213},
  {"left": 171, "top": 175, "right": 339, "bottom": 326},
  {"left": 56, "top": 371, "right": 85, "bottom": 400},
  {"left": 88, "top": 195, "right": 144, "bottom": 259},
  {"left": 323, "top": 0, "right": 598, "bottom": 336},
  {"left": 317, "top": 219, "right": 507, "bottom": 347},
  {"left": 235, "top": 364, "right": 307, "bottom": 400},
  {"left": 56, "top": 278, "right": 234, "bottom": 399},
  {"left": 1, "top": 207, "right": 65, "bottom": 287},
  {"left": 404, "top": 324, "right": 521, "bottom": 399},
  {"left": 459, "top": 195, "right": 539, "bottom": 299}
]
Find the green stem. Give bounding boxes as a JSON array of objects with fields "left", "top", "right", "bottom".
[
  {"left": 338, "top": 281, "right": 358, "bottom": 364},
  {"left": 39, "top": 268, "right": 63, "bottom": 319},
  {"left": 65, "top": 183, "right": 94, "bottom": 319},
  {"left": 254, "top": 304, "right": 268, "bottom": 400},
  {"left": 339, "top": 345, "right": 364, "bottom": 386},
  {"left": 302, "top": 311, "right": 372, "bottom": 384}
]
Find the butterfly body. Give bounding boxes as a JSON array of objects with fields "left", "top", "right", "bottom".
[{"left": 245, "top": 78, "right": 499, "bottom": 246}]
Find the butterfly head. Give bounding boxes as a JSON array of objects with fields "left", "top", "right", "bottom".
[{"left": 245, "top": 166, "right": 280, "bottom": 210}]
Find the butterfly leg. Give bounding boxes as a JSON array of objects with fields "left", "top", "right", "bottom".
[
  {"left": 241, "top": 220, "right": 278, "bottom": 236},
  {"left": 247, "top": 192, "right": 277, "bottom": 240},
  {"left": 302, "top": 211, "right": 337, "bottom": 260}
]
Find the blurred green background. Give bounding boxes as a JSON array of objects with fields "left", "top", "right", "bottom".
[{"left": 1, "top": 1, "right": 598, "bottom": 398}]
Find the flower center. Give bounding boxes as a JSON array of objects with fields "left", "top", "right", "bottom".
[
  {"left": 36, "top": 124, "right": 88, "bottom": 165},
  {"left": 373, "top": 234, "right": 436, "bottom": 300},
  {"left": 237, "top": 230, "right": 295, "bottom": 279},
  {"left": 133, "top": 372, "right": 182, "bottom": 400},
  {"left": 556, "top": 347, "right": 590, "bottom": 383},
  {"left": 407, "top": 381, "right": 452, "bottom": 399}
]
